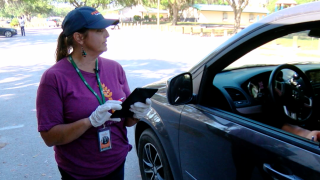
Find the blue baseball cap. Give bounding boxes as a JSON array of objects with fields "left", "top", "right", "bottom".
[{"left": 62, "top": 6, "right": 119, "bottom": 36}]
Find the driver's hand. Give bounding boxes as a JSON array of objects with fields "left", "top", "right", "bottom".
[{"left": 306, "top": 131, "right": 320, "bottom": 142}]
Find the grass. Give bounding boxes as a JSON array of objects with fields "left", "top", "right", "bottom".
[
  {"left": 275, "top": 37, "right": 320, "bottom": 50},
  {"left": 258, "top": 37, "right": 320, "bottom": 59}
]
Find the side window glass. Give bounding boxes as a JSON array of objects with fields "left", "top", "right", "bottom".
[
  {"left": 216, "top": 30, "right": 320, "bottom": 142},
  {"left": 225, "top": 30, "right": 320, "bottom": 70}
]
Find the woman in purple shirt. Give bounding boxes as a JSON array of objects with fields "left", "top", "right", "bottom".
[{"left": 36, "top": 6, "right": 151, "bottom": 180}]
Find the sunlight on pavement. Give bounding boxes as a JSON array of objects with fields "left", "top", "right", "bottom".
[
  {"left": 0, "top": 75, "right": 32, "bottom": 84},
  {"left": 0, "top": 94, "right": 15, "bottom": 100}
]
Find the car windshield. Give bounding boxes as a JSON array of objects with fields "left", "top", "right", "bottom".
[{"left": 224, "top": 30, "right": 320, "bottom": 71}]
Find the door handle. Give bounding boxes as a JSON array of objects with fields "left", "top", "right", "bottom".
[{"left": 263, "top": 163, "right": 302, "bottom": 180}]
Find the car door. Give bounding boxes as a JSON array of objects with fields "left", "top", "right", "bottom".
[
  {"left": 178, "top": 12, "right": 320, "bottom": 180},
  {"left": 179, "top": 104, "right": 320, "bottom": 180}
]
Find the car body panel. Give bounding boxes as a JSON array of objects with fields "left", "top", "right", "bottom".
[
  {"left": 136, "top": 2, "right": 320, "bottom": 180},
  {"left": 137, "top": 90, "right": 185, "bottom": 180},
  {"left": 179, "top": 104, "right": 320, "bottom": 179},
  {"left": 47, "top": 20, "right": 60, "bottom": 27},
  {"left": 0, "top": 27, "right": 17, "bottom": 37}
]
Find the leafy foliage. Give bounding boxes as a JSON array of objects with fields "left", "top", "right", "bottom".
[
  {"left": 63, "top": 0, "right": 140, "bottom": 8},
  {"left": 266, "top": 0, "right": 318, "bottom": 13},
  {"left": 50, "top": 6, "right": 74, "bottom": 17},
  {"left": 142, "top": 0, "right": 227, "bottom": 25},
  {"left": 0, "top": 0, "right": 54, "bottom": 20},
  {"left": 10, "top": 18, "right": 19, "bottom": 27},
  {"left": 134, "top": 15, "right": 141, "bottom": 21}
]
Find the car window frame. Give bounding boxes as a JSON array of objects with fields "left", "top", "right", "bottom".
[{"left": 195, "top": 21, "right": 320, "bottom": 152}]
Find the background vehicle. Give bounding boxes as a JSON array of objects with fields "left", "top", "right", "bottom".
[
  {"left": 47, "top": 20, "right": 58, "bottom": 27},
  {"left": 135, "top": 2, "right": 320, "bottom": 180},
  {"left": 0, "top": 27, "right": 17, "bottom": 37},
  {"left": 46, "top": 17, "right": 61, "bottom": 27}
]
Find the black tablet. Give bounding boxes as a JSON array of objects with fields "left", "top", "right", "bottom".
[{"left": 111, "top": 88, "right": 158, "bottom": 118}]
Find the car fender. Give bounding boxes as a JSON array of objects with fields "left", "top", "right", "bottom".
[{"left": 135, "top": 100, "right": 184, "bottom": 180}]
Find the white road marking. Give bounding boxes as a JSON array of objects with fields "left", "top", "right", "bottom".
[{"left": 0, "top": 124, "right": 24, "bottom": 131}]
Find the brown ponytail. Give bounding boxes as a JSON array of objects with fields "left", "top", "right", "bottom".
[
  {"left": 55, "top": 32, "right": 73, "bottom": 62},
  {"left": 55, "top": 29, "right": 89, "bottom": 62}
]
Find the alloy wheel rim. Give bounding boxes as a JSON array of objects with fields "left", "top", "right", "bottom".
[
  {"left": 5, "top": 31, "right": 11, "bottom": 37},
  {"left": 142, "top": 143, "right": 164, "bottom": 180}
]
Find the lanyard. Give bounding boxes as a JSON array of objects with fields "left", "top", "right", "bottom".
[{"left": 68, "top": 56, "right": 106, "bottom": 105}]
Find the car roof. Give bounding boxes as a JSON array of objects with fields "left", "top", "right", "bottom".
[{"left": 189, "top": 1, "right": 320, "bottom": 73}]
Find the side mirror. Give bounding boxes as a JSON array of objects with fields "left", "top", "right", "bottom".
[{"left": 167, "top": 72, "right": 193, "bottom": 105}]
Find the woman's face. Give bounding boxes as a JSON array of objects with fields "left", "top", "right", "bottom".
[{"left": 83, "top": 28, "right": 109, "bottom": 55}]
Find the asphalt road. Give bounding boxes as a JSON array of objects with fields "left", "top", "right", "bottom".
[{"left": 0, "top": 27, "right": 227, "bottom": 179}]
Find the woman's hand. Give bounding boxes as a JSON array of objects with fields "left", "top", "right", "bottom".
[
  {"left": 89, "top": 100, "right": 122, "bottom": 127},
  {"left": 129, "top": 98, "right": 152, "bottom": 119}
]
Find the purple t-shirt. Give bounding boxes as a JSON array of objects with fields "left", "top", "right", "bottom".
[{"left": 36, "top": 57, "right": 132, "bottom": 179}]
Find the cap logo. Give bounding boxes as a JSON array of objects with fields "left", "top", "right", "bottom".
[{"left": 91, "top": 11, "right": 101, "bottom": 15}]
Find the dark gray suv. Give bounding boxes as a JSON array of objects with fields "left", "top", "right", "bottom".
[
  {"left": 0, "top": 27, "right": 17, "bottom": 37},
  {"left": 135, "top": 2, "right": 320, "bottom": 180}
]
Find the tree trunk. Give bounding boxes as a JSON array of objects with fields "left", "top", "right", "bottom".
[
  {"left": 225, "top": 0, "right": 249, "bottom": 34},
  {"left": 171, "top": 4, "right": 179, "bottom": 26},
  {"left": 233, "top": 10, "right": 241, "bottom": 34}
]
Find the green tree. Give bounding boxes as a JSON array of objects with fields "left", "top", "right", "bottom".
[
  {"left": 0, "top": 0, "right": 54, "bottom": 21},
  {"left": 142, "top": 0, "right": 226, "bottom": 25},
  {"left": 266, "top": 0, "right": 318, "bottom": 13},
  {"left": 61, "top": 0, "right": 227, "bottom": 25},
  {"left": 63, "top": 0, "right": 140, "bottom": 8},
  {"left": 50, "top": 6, "right": 74, "bottom": 17}
]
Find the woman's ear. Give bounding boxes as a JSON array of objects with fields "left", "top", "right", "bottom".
[{"left": 73, "top": 32, "right": 84, "bottom": 45}]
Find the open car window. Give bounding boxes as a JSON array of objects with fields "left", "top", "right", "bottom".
[
  {"left": 224, "top": 30, "right": 320, "bottom": 71},
  {"left": 209, "top": 28, "right": 320, "bottom": 143}
]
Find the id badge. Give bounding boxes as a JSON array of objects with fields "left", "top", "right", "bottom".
[{"left": 98, "top": 127, "right": 112, "bottom": 152}]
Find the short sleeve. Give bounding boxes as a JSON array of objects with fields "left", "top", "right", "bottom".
[
  {"left": 119, "top": 66, "right": 131, "bottom": 97},
  {"left": 36, "top": 71, "right": 64, "bottom": 132}
]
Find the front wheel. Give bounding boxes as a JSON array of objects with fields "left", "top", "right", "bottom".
[
  {"left": 4, "top": 31, "right": 12, "bottom": 37},
  {"left": 138, "top": 129, "right": 173, "bottom": 180}
]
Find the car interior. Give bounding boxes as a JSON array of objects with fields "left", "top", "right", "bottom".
[{"left": 199, "top": 22, "right": 320, "bottom": 142}]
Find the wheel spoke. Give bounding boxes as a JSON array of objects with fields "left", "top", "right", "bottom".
[
  {"left": 153, "top": 152, "right": 159, "bottom": 165},
  {"left": 156, "top": 172, "right": 164, "bottom": 180},
  {"left": 143, "top": 159, "right": 154, "bottom": 179},
  {"left": 154, "top": 153, "right": 163, "bottom": 171},
  {"left": 143, "top": 166, "right": 154, "bottom": 174},
  {"left": 144, "top": 144, "right": 154, "bottom": 166},
  {"left": 151, "top": 173, "right": 155, "bottom": 180},
  {"left": 140, "top": 132, "right": 170, "bottom": 180},
  {"left": 275, "top": 80, "right": 284, "bottom": 97},
  {"left": 155, "top": 164, "right": 163, "bottom": 171},
  {"left": 143, "top": 159, "right": 153, "bottom": 168},
  {"left": 303, "top": 96, "right": 312, "bottom": 108}
]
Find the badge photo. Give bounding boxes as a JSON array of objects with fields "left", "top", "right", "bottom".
[{"left": 98, "top": 127, "right": 112, "bottom": 152}]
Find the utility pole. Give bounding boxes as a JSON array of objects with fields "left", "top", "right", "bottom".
[{"left": 157, "top": 0, "right": 160, "bottom": 30}]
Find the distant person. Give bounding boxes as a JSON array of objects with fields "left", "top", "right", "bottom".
[
  {"left": 18, "top": 16, "right": 25, "bottom": 36},
  {"left": 36, "top": 6, "right": 152, "bottom": 180}
]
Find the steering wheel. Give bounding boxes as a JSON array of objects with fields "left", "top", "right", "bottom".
[{"left": 268, "top": 64, "right": 314, "bottom": 123}]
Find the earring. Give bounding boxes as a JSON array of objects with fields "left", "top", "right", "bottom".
[{"left": 81, "top": 46, "right": 87, "bottom": 57}]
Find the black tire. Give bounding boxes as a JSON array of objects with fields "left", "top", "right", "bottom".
[
  {"left": 138, "top": 129, "right": 173, "bottom": 180},
  {"left": 4, "top": 31, "right": 12, "bottom": 37}
]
